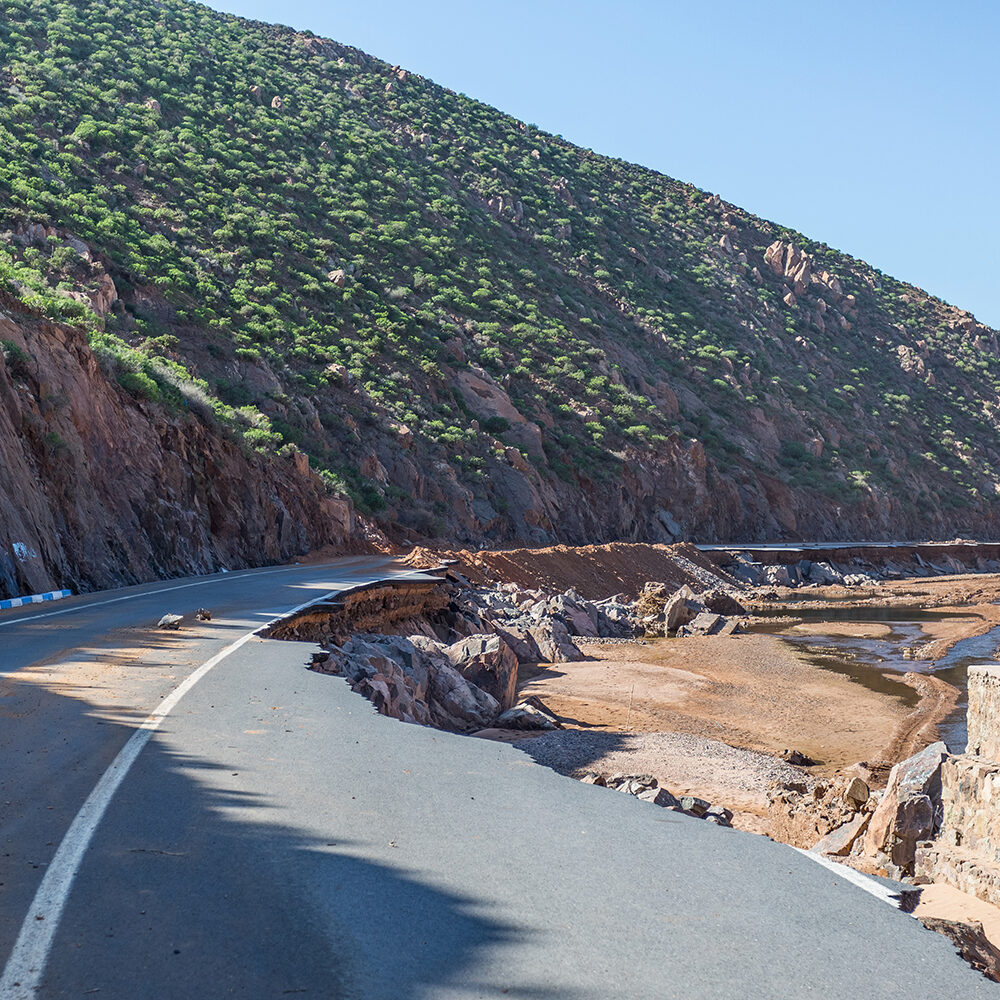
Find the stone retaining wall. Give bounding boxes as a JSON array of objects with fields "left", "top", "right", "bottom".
[
  {"left": 937, "top": 756, "right": 1000, "bottom": 862},
  {"left": 916, "top": 842, "right": 1000, "bottom": 908},
  {"left": 967, "top": 665, "right": 1000, "bottom": 761},
  {"left": 915, "top": 755, "right": 1000, "bottom": 905}
]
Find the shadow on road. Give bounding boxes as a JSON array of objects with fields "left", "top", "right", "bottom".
[
  {"left": 0, "top": 677, "right": 571, "bottom": 1000},
  {"left": 516, "top": 729, "right": 634, "bottom": 775}
]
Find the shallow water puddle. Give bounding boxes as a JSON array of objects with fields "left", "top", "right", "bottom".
[{"left": 750, "top": 608, "right": 1000, "bottom": 753}]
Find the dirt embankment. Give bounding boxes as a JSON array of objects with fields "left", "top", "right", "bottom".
[
  {"left": 0, "top": 294, "right": 362, "bottom": 599},
  {"left": 403, "top": 541, "right": 738, "bottom": 600}
]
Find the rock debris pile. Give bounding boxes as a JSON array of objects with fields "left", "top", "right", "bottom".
[
  {"left": 581, "top": 772, "right": 733, "bottom": 826},
  {"left": 304, "top": 572, "right": 750, "bottom": 731},
  {"left": 632, "top": 582, "right": 747, "bottom": 637},
  {"left": 724, "top": 550, "right": 1000, "bottom": 588},
  {"left": 770, "top": 741, "right": 950, "bottom": 878}
]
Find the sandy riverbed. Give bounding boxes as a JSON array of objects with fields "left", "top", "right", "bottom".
[{"left": 515, "top": 634, "right": 956, "bottom": 779}]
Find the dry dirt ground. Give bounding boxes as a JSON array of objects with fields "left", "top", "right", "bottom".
[{"left": 504, "top": 634, "right": 957, "bottom": 811}]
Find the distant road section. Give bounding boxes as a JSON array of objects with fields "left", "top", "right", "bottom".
[
  {"left": 698, "top": 539, "right": 1000, "bottom": 565},
  {"left": 1, "top": 558, "right": 997, "bottom": 998}
]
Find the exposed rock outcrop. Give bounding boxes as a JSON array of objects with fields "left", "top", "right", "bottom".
[
  {"left": 863, "top": 741, "right": 947, "bottom": 876},
  {"left": 0, "top": 295, "right": 355, "bottom": 598}
]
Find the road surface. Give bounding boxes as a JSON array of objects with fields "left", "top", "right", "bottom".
[{"left": 1, "top": 558, "right": 996, "bottom": 998}]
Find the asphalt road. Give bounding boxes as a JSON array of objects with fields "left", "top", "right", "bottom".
[{"left": 1, "top": 558, "right": 997, "bottom": 998}]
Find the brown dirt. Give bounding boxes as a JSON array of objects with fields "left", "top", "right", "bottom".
[
  {"left": 516, "top": 634, "right": 952, "bottom": 780},
  {"left": 403, "top": 541, "right": 737, "bottom": 600}
]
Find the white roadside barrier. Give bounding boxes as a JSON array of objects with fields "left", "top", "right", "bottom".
[{"left": 0, "top": 589, "right": 72, "bottom": 611}]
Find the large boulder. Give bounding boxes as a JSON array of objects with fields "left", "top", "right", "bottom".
[
  {"left": 663, "top": 584, "right": 700, "bottom": 631},
  {"left": 445, "top": 634, "right": 519, "bottom": 710},
  {"left": 810, "top": 812, "right": 871, "bottom": 857},
  {"left": 495, "top": 626, "right": 543, "bottom": 665},
  {"left": 428, "top": 661, "right": 500, "bottom": 731},
  {"left": 528, "top": 620, "right": 584, "bottom": 663},
  {"left": 864, "top": 741, "right": 947, "bottom": 874},
  {"left": 699, "top": 589, "right": 747, "bottom": 616},
  {"left": 677, "top": 611, "right": 725, "bottom": 636},
  {"left": 807, "top": 561, "right": 844, "bottom": 586},
  {"left": 496, "top": 696, "right": 561, "bottom": 730}
]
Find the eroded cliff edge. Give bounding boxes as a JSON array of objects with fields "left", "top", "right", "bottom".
[{"left": 0, "top": 293, "right": 357, "bottom": 598}]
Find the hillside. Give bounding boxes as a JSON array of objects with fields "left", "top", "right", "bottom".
[{"left": 2, "top": 0, "right": 1000, "bottom": 594}]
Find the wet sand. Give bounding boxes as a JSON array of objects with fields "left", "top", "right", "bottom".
[{"left": 770, "top": 573, "right": 1000, "bottom": 661}]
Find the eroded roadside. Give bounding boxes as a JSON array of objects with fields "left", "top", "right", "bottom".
[
  {"left": 265, "top": 555, "right": 979, "bottom": 838},
  {"left": 266, "top": 548, "right": 1000, "bottom": 979}
]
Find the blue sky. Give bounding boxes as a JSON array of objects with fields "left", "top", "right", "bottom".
[{"left": 210, "top": 0, "right": 1000, "bottom": 328}]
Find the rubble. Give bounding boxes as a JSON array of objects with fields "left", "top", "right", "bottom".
[
  {"left": 579, "top": 772, "right": 731, "bottom": 824},
  {"left": 633, "top": 581, "right": 746, "bottom": 637}
]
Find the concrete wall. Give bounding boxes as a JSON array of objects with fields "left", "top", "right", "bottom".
[{"left": 967, "top": 665, "right": 1000, "bottom": 761}]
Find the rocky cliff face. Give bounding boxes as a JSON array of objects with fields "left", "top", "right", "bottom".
[{"left": 0, "top": 293, "right": 356, "bottom": 599}]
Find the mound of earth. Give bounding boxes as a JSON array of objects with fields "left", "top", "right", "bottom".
[{"left": 403, "top": 541, "right": 738, "bottom": 601}]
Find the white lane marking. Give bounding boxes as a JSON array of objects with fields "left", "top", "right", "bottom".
[
  {"left": 0, "top": 559, "right": 389, "bottom": 629},
  {"left": 795, "top": 848, "right": 913, "bottom": 911},
  {"left": 0, "top": 589, "right": 335, "bottom": 1000}
]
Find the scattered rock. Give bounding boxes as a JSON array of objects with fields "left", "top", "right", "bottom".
[
  {"left": 637, "top": 786, "right": 681, "bottom": 808},
  {"left": 157, "top": 613, "right": 182, "bottom": 629},
  {"left": 810, "top": 812, "right": 871, "bottom": 856},
  {"left": 704, "top": 805, "right": 734, "bottom": 826},
  {"left": 843, "top": 775, "right": 870, "bottom": 808},
  {"left": 195, "top": 608, "right": 212, "bottom": 621},
  {"left": 496, "top": 696, "right": 561, "bottom": 730},
  {"left": 679, "top": 795, "right": 710, "bottom": 818},
  {"left": 781, "top": 749, "right": 817, "bottom": 766}
]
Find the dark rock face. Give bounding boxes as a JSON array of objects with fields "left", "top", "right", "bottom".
[{"left": 0, "top": 297, "right": 355, "bottom": 598}]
